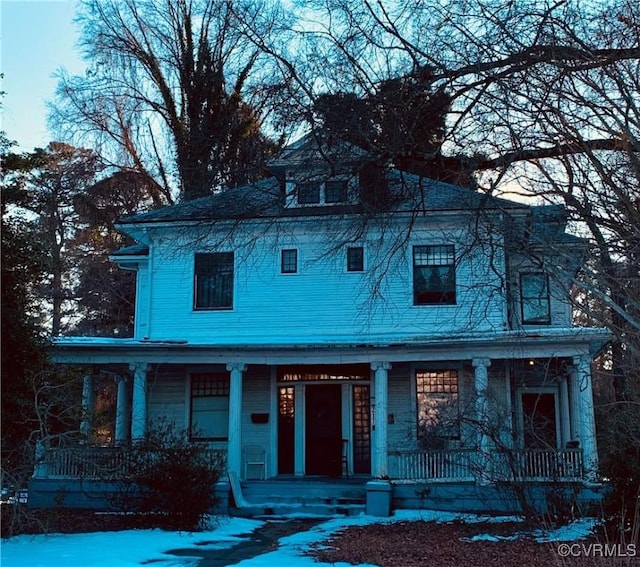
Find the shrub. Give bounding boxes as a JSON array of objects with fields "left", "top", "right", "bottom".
[{"left": 113, "top": 421, "right": 222, "bottom": 530}]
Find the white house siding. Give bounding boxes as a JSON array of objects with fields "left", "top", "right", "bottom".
[
  {"left": 144, "top": 215, "right": 507, "bottom": 345},
  {"left": 240, "top": 366, "right": 272, "bottom": 460},
  {"left": 388, "top": 367, "right": 415, "bottom": 451},
  {"left": 147, "top": 365, "right": 187, "bottom": 429}
]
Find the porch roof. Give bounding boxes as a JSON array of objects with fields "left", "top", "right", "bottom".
[{"left": 50, "top": 327, "right": 610, "bottom": 365}]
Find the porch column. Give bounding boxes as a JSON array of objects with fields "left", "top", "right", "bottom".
[
  {"left": 473, "top": 358, "right": 491, "bottom": 483},
  {"left": 114, "top": 375, "right": 130, "bottom": 446},
  {"left": 558, "top": 375, "right": 571, "bottom": 447},
  {"left": 226, "top": 363, "right": 246, "bottom": 479},
  {"left": 371, "top": 362, "right": 391, "bottom": 478},
  {"left": 80, "top": 372, "right": 94, "bottom": 443},
  {"left": 130, "top": 362, "right": 148, "bottom": 442},
  {"left": 571, "top": 355, "right": 598, "bottom": 480}
]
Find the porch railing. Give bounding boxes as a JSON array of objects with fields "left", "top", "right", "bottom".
[
  {"left": 494, "top": 448, "right": 584, "bottom": 481},
  {"left": 388, "top": 448, "right": 583, "bottom": 482},
  {"left": 389, "top": 449, "right": 475, "bottom": 482},
  {"left": 36, "top": 446, "right": 227, "bottom": 480}
]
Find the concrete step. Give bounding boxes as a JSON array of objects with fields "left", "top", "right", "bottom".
[{"left": 231, "top": 502, "right": 366, "bottom": 518}]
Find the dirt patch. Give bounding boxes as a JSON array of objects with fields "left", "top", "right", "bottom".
[{"left": 307, "top": 520, "right": 596, "bottom": 567}]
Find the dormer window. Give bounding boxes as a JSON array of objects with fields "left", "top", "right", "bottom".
[
  {"left": 287, "top": 176, "right": 354, "bottom": 208},
  {"left": 325, "top": 179, "right": 349, "bottom": 203},
  {"left": 297, "top": 182, "right": 321, "bottom": 205}
]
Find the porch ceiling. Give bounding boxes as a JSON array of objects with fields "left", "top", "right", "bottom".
[{"left": 50, "top": 328, "right": 610, "bottom": 365}]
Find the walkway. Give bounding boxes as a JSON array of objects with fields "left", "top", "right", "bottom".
[{"left": 160, "top": 517, "right": 323, "bottom": 566}]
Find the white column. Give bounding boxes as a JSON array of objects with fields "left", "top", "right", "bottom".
[
  {"left": 226, "top": 363, "right": 246, "bottom": 479},
  {"left": 572, "top": 355, "right": 598, "bottom": 480},
  {"left": 569, "top": 365, "right": 581, "bottom": 442},
  {"left": 559, "top": 375, "right": 571, "bottom": 447},
  {"left": 130, "top": 362, "right": 148, "bottom": 442},
  {"left": 371, "top": 362, "right": 391, "bottom": 478},
  {"left": 114, "top": 376, "right": 130, "bottom": 446},
  {"left": 80, "top": 372, "right": 94, "bottom": 443},
  {"left": 473, "top": 358, "right": 491, "bottom": 483}
]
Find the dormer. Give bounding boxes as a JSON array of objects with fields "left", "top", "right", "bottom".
[{"left": 269, "top": 132, "right": 375, "bottom": 209}]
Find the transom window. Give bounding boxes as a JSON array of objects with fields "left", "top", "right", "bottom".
[
  {"left": 347, "top": 246, "right": 364, "bottom": 272},
  {"left": 413, "top": 245, "right": 456, "bottom": 305},
  {"left": 281, "top": 249, "right": 298, "bottom": 274},
  {"left": 520, "top": 273, "right": 551, "bottom": 324},
  {"left": 416, "top": 370, "right": 460, "bottom": 444},
  {"left": 194, "top": 252, "right": 234, "bottom": 309},
  {"left": 190, "top": 372, "right": 230, "bottom": 440}
]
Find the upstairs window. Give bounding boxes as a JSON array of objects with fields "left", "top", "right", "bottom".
[
  {"left": 281, "top": 249, "right": 298, "bottom": 274},
  {"left": 416, "top": 370, "right": 460, "bottom": 444},
  {"left": 347, "top": 246, "right": 364, "bottom": 272},
  {"left": 413, "top": 245, "right": 456, "bottom": 305},
  {"left": 194, "top": 252, "right": 234, "bottom": 309},
  {"left": 190, "top": 372, "right": 230, "bottom": 440},
  {"left": 520, "top": 273, "right": 551, "bottom": 324}
]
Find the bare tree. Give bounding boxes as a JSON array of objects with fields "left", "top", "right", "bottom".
[{"left": 51, "top": 0, "right": 285, "bottom": 202}]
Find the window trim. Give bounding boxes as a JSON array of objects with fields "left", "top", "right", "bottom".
[
  {"left": 412, "top": 245, "right": 457, "bottom": 306},
  {"left": 520, "top": 272, "right": 551, "bottom": 325},
  {"left": 193, "top": 252, "right": 234, "bottom": 311},
  {"left": 346, "top": 246, "right": 365, "bottom": 272},
  {"left": 280, "top": 248, "right": 298, "bottom": 274}
]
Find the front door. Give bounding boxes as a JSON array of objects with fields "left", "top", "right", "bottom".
[
  {"left": 521, "top": 392, "right": 558, "bottom": 449},
  {"left": 305, "top": 384, "right": 342, "bottom": 476}
]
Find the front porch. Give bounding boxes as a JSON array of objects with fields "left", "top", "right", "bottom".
[{"left": 42, "top": 332, "right": 609, "bottom": 514}]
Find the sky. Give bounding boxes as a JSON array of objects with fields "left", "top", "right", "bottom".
[
  {"left": 0, "top": 510, "right": 598, "bottom": 567},
  {"left": 1, "top": 0, "right": 84, "bottom": 152}
]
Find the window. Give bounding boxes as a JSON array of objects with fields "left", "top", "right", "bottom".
[
  {"left": 347, "top": 246, "right": 364, "bottom": 272},
  {"left": 325, "top": 179, "right": 349, "bottom": 203},
  {"left": 281, "top": 249, "right": 298, "bottom": 274},
  {"left": 413, "top": 245, "right": 456, "bottom": 305},
  {"left": 297, "top": 182, "right": 320, "bottom": 204},
  {"left": 416, "top": 370, "right": 460, "bottom": 444},
  {"left": 520, "top": 273, "right": 551, "bottom": 324},
  {"left": 190, "top": 372, "right": 230, "bottom": 439},
  {"left": 194, "top": 253, "right": 234, "bottom": 309}
]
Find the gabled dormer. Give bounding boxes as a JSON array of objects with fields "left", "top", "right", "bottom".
[{"left": 268, "top": 132, "right": 388, "bottom": 209}]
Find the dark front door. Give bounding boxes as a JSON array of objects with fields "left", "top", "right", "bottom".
[
  {"left": 305, "top": 384, "right": 342, "bottom": 476},
  {"left": 522, "top": 392, "right": 558, "bottom": 449}
]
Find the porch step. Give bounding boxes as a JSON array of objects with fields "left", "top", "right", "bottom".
[
  {"left": 232, "top": 479, "right": 367, "bottom": 517},
  {"left": 231, "top": 502, "right": 366, "bottom": 518}
]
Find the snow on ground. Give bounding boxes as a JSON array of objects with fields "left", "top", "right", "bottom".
[{"left": 0, "top": 511, "right": 597, "bottom": 567}]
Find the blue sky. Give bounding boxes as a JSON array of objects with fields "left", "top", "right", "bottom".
[{"left": 1, "top": 0, "right": 84, "bottom": 152}]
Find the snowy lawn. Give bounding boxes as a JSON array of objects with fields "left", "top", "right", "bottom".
[{"left": 1, "top": 510, "right": 597, "bottom": 567}]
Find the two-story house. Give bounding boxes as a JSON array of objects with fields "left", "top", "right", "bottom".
[{"left": 35, "top": 134, "right": 609, "bottom": 514}]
